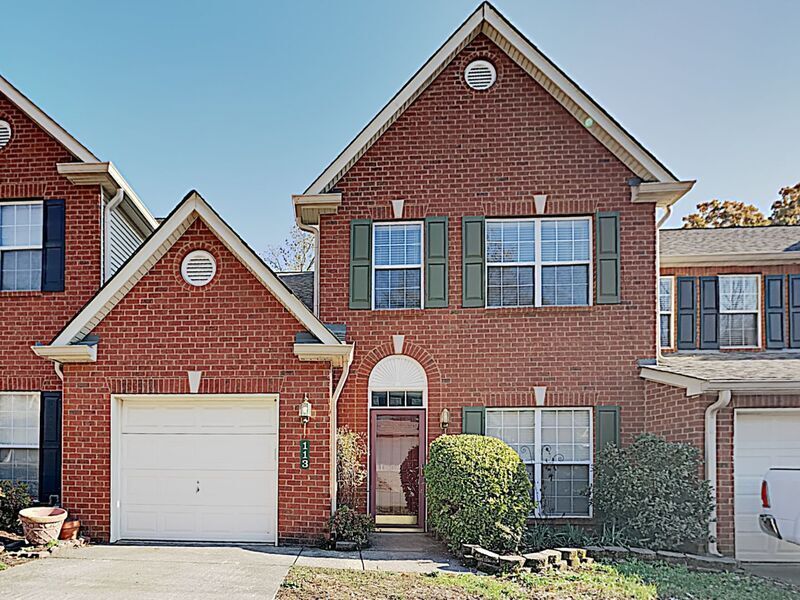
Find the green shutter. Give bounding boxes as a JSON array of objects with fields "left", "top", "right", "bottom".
[
  {"left": 595, "top": 212, "right": 620, "bottom": 304},
  {"left": 462, "top": 406, "right": 485, "bottom": 435},
  {"left": 596, "top": 406, "right": 620, "bottom": 452},
  {"left": 462, "top": 216, "right": 485, "bottom": 307},
  {"left": 425, "top": 217, "right": 448, "bottom": 308},
  {"left": 349, "top": 219, "right": 372, "bottom": 309}
]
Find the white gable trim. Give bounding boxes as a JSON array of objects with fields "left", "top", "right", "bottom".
[
  {"left": 0, "top": 73, "right": 98, "bottom": 163},
  {"left": 50, "top": 191, "right": 341, "bottom": 347},
  {"left": 303, "top": 3, "right": 678, "bottom": 196}
]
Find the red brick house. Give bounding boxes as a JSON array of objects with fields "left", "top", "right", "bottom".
[
  {"left": 13, "top": 2, "right": 796, "bottom": 562},
  {"left": 642, "top": 226, "right": 800, "bottom": 561}
]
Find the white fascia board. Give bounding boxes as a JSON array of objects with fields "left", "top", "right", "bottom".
[
  {"left": 640, "top": 366, "right": 708, "bottom": 397},
  {"left": 293, "top": 343, "right": 354, "bottom": 368},
  {"left": 293, "top": 193, "right": 342, "bottom": 226},
  {"left": 31, "top": 344, "right": 97, "bottom": 363},
  {"left": 660, "top": 252, "right": 800, "bottom": 267},
  {"left": 57, "top": 162, "right": 159, "bottom": 231},
  {"left": 631, "top": 181, "right": 696, "bottom": 207},
  {"left": 0, "top": 74, "right": 98, "bottom": 163},
  {"left": 482, "top": 5, "right": 677, "bottom": 183}
]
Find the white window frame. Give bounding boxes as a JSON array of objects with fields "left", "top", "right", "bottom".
[
  {"left": 718, "top": 274, "right": 761, "bottom": 350},
  {"left": 485, "top": 216, "right": 593, "bottom": 308},
  {"left": 0, "top": 391, "right": 41, "bottom": 499},
  {"left": 0, "top": 200, "right": 44, "bottom": 292},
  {"left": 486, "top": 406, "right": 593, "bottom": 518},
  {"left": 659, "top": 276, "right": 674, "bottom": 349},
  {"left": 371, "top": 221, "right": 424, "bottom": 311}
]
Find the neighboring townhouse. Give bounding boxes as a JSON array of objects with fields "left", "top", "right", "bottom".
[
  {"left": 0, "top": 74, "right": 158, "bottom": 506},
  {"left": 642, "top": 225, "right": 800, "bottom": 561}
]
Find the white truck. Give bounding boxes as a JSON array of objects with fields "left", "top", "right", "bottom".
[{"left": 760, "top": 468, "right": 800, "bottom": 546}]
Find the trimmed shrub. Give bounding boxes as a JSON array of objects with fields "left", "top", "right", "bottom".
[
  {"left": 329, "top": 506, "right": 374, "bottom": 548},
  {"left": 424, "top": 434, "right": 533, "bottom": 553},
  {"left": 0, "top": 480, "right": 33, "bottom": 532},
  {"left": 592, "top": 434, "right": 714, "bottom": 550}
]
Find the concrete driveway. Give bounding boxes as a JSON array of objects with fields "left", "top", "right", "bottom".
[{"left": 0, "top": 544, "right": 300, "bottom": 600}]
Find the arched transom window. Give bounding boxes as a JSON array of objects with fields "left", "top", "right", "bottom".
[{"left": 368, "top": 355, "right": 427, "bottom": 408}]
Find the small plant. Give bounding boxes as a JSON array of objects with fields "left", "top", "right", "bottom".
[
  {"left": 524, "top": 522, "right": 599, "bottom": 551},
  {"left": 592, "top": 434, "right": 714, "bottom": 550},
  {"left": 329, "top": 506, "right": 375, "bottom": 549},
  {"left": 424, "top": 434, "right": 533, "bottom": 554},
  {"left": 336, "top": 427, "right": 367, "bottom": 510},
  {"left": 0, "top": 480, "right": 32, "bottom": 532}
]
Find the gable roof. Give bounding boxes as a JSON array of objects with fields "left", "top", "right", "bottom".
[
  {"left": 660, "top": 225, "right": 800, "bottom": 266},
  {"left": 304, "top": 2, "right": 678, "bottom": 196},
  {"left": 48, "top": 191, "right": 341, "bottom": 347}
]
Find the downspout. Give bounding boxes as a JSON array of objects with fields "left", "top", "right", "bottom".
[
  {"left": 103, "top": 188, "right": 125, "bottom": 282},
  {"left": 53, "top": 362, "right": 64, "bottom": 382},
  {"left": 655, "top": 204, "right": 672, "bottom": 361},
  {"left": 705, "top": 389, "right": 732, "bottom": 556}
]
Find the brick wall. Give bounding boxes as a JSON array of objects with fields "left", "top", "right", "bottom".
[
  {"left": 317, "top": 34, "right": 657, "bottom": 508},
  {"left": 61, "top": 218, "right": 333, "bottom": 543},
  {"left": 0, "top": 93, "right": 102, "bottom": 393}
]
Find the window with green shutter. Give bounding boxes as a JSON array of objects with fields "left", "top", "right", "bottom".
[
  {"left": 425, "top": 217, "right": 448, "bottom": 308},
  {"left": 349, "top": 220, "right": 372, "bottom": 309},
  {"left": 595, "top": 212, "right": 620, "bottom": 304},
  {"left": 462, "top": 216, "right": 485, "bottom": 307}
]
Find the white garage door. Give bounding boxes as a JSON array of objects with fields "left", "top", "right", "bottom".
[
  {"left": 734, "top": 410, "right": 800, "bottom": 562},
  {"left": 117, "top": 397, "right": 278, "bottom": 543}
]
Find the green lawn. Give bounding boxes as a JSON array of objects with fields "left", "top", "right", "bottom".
[{"left": 277, "top": 560, "right": 798, "bottom": 600}]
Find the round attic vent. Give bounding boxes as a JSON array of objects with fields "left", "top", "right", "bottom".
[
  {"left": 464, "top": 60, "right": 496, "bottom": 90},
  {"left": 0, "top": 120, "right": 11, "bottom": 149},
  {"left": 181, "top": 250, "right": 216, "bottom": 286}
]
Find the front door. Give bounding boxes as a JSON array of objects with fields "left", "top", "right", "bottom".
[{"left": 369, "top": 409, "right": 425, "bottom": 528}]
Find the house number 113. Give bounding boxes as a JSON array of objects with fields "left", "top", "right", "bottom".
[{"left": 300, "top": 439, "right": 311, "bottom": 469}]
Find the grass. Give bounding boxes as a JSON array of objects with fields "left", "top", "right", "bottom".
[
  {"left": 276, "top": 560, "right": 799, "bottom": 600},
  {"left": 0, "top": 562, "right": 6, "bottom": 571}
]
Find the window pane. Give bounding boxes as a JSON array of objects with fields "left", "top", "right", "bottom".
[
  {"left": 660, "top": 314, "right": 672, "bottom": 348},
  {"left": 541, "top": 265, "right": 588, "bottom": 306},
  {"left": 485, "top": 221, "right": 534, "bottom": 264},
  {"left": 541, "top": 409, "right": 591, "bottom": 464},
  {"left": 541, "top": 464, "right": 590, "bottom": 516},
  {"left": 659, "top": 278, "right": 672, "bottom": 312},
  {"left": 0, "top": 204, "right": 43, "bottom": 248},
  {"left": 371, "top": 392, "right": 388, "bottom": 407},
  {"left": 720, "top": 276, "right": 758, "bottom": 312},
  {"left": 374, "top": 224, "right": 422, "bottom": 267},
  {"left": 720, "top": 313, "right": 758, "bottom": 347},
  {"left": 406, "top": 391, "right": 423, "bottom": 407},
  {"left": 0, "top": 448, "right": 39, "bottom": 498},
  {"left": 487, "top": 266, "right": 534, "bottom": 308},
  {"left": 388, "top": 392, "right": 405, "bottom": 407},
  {"left": 541, "top": 220, "right": 590, "bottom": 262},
  {"left": 1, "top": 249, "right": 42, "bottom": 291},
  {"left": 486, "top": 409, "right": 535, "bottom": 464},
  {"left": 0, "top": 393, "right": 40, "bottom": 498},
  {"left": 374, "top": 268, "right": 421, "bottom": 309}
]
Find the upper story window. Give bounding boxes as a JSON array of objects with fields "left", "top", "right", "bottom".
[
  {"left": 659, "top": 276, "right": 674, "bottom": 348},
  {"left": 719, "top": 275, "right": 760, "bottom": 348},
  {"left": 373, "top": 222, "right": 422, "bottom": 310},
  {"left": 486, "top": 217, "right": 591, "bottom": 308},
  {"left": 0, "top": 202, "right": 43, "bottom": 291}
]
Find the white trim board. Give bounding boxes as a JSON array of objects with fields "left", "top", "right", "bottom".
[
  {"left": 303, "top": 2, "right": 680, "bottom": 197},
  {"left": 48, "top": 191, "right": 341, "bottom": 347}
]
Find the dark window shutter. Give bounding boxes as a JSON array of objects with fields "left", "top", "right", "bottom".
[
  {"left": 699, "top": 276, "right": 720, "bottom": 349},
  {"left": 42, "top": 199, "right": 66, "bottom": 292},
  {"left": 596, "top": 406, "right": 620, "bottom": 452},
  {"left": 349, "top": 219, "right": 372, "bottom": 309},
  {"left": 677, "top": 277, "right": 697, "bottom": 349},
  {"left": 765, "top": 275, "right": 786, "bottom": 349},
  {"left": 462, "top": 216, "right": 485, "bottom": 308},
  {"left": 38, "top": 391, "right": 62, "bottom": 504},
  {"left": 462, "top": 406, "right": 485, "bottom": 435},
  {"left": 595, "top": 212, "right": 620, "bottom": 304},
  {"left": 790, "top": 275, "right": 800, "bottom": 349},
  {"left": 425, "top": 217, "right": 448, "bottom": 308}
]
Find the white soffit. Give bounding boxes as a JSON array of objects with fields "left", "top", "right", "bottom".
[
  {"left": 303, "top": 2, "right": 678, "bottom": 196},
  {"left": 50, "top": 191, "right": 341, "bottom": 347}
]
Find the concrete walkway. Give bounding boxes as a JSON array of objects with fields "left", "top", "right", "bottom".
[
  {"left": 0, "top": 534, "right": 463, "bottom": 600},
  {"left": 742, "top": 562, "right": 800, "bottom": 586}
]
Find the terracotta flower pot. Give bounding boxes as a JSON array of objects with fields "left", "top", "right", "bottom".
[
  {"left": 59, "top": 519, "right": 80, "bottom": 540},
  {"left": 19, "top": 507, "right": 68, "bottom": 546}
]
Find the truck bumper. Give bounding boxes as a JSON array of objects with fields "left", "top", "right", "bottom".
[{"left": 759, "top": 515, "right": 782, "bottom": 540}]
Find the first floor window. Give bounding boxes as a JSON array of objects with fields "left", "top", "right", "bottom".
[
  {"left": 486, "top": 407, "right": 592, "bottom": 517},
  {"left": 0, "top": 202, "right": 43, "bottom": 291},
  {"left": 659, "top": 277, "right": 674, "bottom": 348},
  {"left": 0, "top": 392, "right": 40, "bottom": 497},
  {"left": 373, "top": 222, "right": 422, "bottom": 309},
  {"left": 719, "top": 275, "right": 759, "bottom": 348}
]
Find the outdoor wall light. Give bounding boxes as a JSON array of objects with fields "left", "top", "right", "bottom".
[
  {"left": 299, "top": 395, "right": 313, "bottom": 425},
  {"left": 440, "top": 408, "right": 451, "bottom": 433}
]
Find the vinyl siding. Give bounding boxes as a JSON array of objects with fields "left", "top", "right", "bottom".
[{"left": 108, "top": 208, "right": 145, "bottom": 276}]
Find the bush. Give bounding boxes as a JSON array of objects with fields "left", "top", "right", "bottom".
[
  {"left": 0, "top": 480, "right": 33, "bottom": 532},
  {"left": 424, "top": 434, "right": 533, "bottom": 553},
  {"left": 329, "top": 506, "right": 374, "bottom": 548},
  {"left": 592, "top": 434, "right": 714, "bottom": 550},
  {"left": 336, "top": 427, "right": 367, "bottom": 509}
]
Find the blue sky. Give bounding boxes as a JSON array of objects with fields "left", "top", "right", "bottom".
[{"left": 2, "top": 1, "right": 798, "bottom": 250}]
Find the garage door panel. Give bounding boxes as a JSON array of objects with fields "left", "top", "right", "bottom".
[
  {"left": 735, "top": 411, "right": 800, "bottom": 562},
  {"left": 118, "top": 397, "right": 278, "bottom": 543}
]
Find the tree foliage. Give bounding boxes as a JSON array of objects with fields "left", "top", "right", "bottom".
[
  {"left": 682, "top": 200, "right": 769, "bottom": 228},
  {"left": 261, "top": 225, "right": 314, "bottom": 272},
  {"left": 770, "top": 182, "right": 800, "bottom": 225},
  {"left": 336, "top": 427, "right": 367, "bottom": 510}
]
